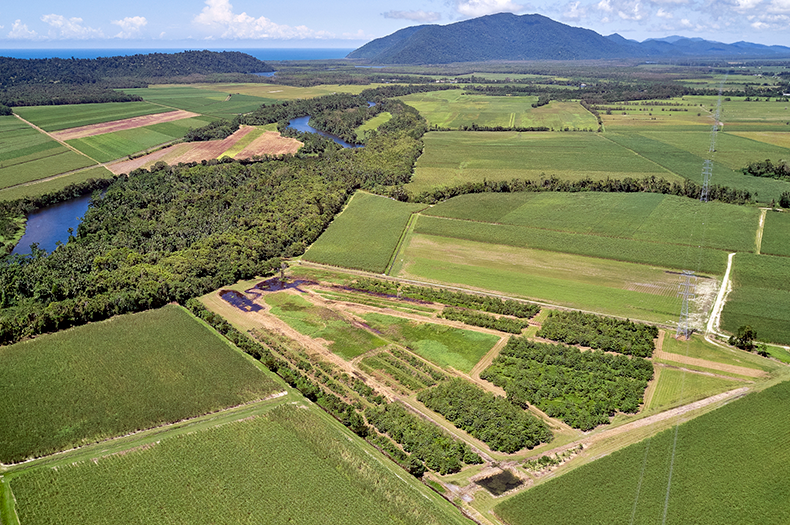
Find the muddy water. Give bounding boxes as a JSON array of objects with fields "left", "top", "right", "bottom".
[{"left": 477, "top": 470, "right": 524, "bottom": 496}]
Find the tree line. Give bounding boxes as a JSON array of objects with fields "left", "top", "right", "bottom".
[
  {"left": 536, "top": 310, "right": 658, "bottom": 358},
  {"left": 441, "top": 307, "right": 530, "bottom": 334},
  {"left": 742, "top": 159, "right": 790, "bottom": 182}
]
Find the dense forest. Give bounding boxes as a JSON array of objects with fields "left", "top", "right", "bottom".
[
  {"left": 481, "top": 338, "right": 654, "bottom": 430},
  {"left": 536, "top": 311, "right": 658, "bottom": 357},
  {"left": 0, "top": 102, "right": 425, "bottom": 345},
  {"left": 417, "top": 379, "right": 552, "bottom": 453}
]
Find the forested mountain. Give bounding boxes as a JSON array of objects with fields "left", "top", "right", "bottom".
[
  {"left": 347, "top": 13, "right": 790, "bottom": 64},
  {"left": 0, "top": 50, "right": 273, "bottom": 89}
]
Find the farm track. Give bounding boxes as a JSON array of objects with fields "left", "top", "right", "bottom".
[
  {"left": 705, "top": 252, "right": 736, "bottom": 336},
  {"left": 755, "top": 208, "right": 768, "bottom": 254},
  {"left": 13, "top": 114, "right": 100, "bottom": 165}
]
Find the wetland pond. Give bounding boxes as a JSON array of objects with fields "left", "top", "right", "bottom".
[
  {"left": 477, "top": 470, "right": 524, "bottom": 496},
  {"left": 11, "top": 194, "right": 92, "bottom": 256}
]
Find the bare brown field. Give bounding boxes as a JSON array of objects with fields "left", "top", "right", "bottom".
[
  {"left": 51, "top": 110, "right": 200, "bottom": 141},
  {"left": 235, "top": 131, "right": 301, "bottom": 158}
]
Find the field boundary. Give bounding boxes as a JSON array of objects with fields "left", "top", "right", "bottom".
[{"left": 385, "top": 210, "right": 422, "bottom": 275}]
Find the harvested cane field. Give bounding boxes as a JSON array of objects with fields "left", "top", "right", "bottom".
[
  {"left": 0, "top": 305, "right": 279, "bottom": 463},
  {"left": 361, "top": 312, "right": 500, "bottom": 373},
  {"left": 10, "top": 403, "right": 468, "bottom": 525},
  {"left": 0, "top": 116, "right": 96, "bottom": 188},
  {"left": 66, "top": 116, "right": 214, "bottom": 163},
  {"left": 406, "top": 131, "right": 680, "bottom": 194},
  {"left": 720, "top": 253, "right": 790, "bottom": 345},
  {"left": 303, "top": 191, "right": 426, "bottom": 273},
  {"left": 398, "top": 90, "right": 599, "bottom": 130},
  {"left": 51, "top": 109, "right": 201, "bottom": 140},
  {"left": 392, "top": 234, "right": 691, "bottom": 323},
  {"left": 13, "top": 102, "right": 170, "bottom": 132},
  {"left": 494, "top": 379, "right": 790, "bottom": 525}
]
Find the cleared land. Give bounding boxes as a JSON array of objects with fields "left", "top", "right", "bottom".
[
  {"left": 303, "top": 191, "right": 426, "bottom": 273},
  {"left": 721, "top": 253, "right": 790, "bottom": 345},
  {"left": 494, "top": 379, "right": 790, "bottom": 525},
  {"left": 10, "top": 403, "right": 467, "bottom": 525},
  {"left": 407, "top": 131, "right": 680, "bottom": 194},
  {"left": 66, "top": 116, "right": 213, "bottom": 163},
  {"left": 51, "top": 109, "right": 200, "bottom": 140},
  {"left": 0, "top": 305, "right": 279, "bottom": 463},
  {"left": 0, "top": 116, "right": 96, "bottom": 189},
  {"left": 13, "top": 102, "right": 170, "bottom": 132},
  {"left": 398, "top": 90, "right": 599, "bottom": 130}
]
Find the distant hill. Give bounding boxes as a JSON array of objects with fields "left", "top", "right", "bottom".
[
  {"left": 348, "top": 13, "right": 790, "bottom": 64},
  {"left": 0, "top": 50, "right": 274, "bottom": 88}
]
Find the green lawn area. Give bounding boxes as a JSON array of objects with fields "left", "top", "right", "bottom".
[
  {"left": 356, "top": 111, "right": 392, "bottom": 140},
  {"left": 303, "top": 191, "right": 426, "bottom": 273},
  {"left": 13, "top": 102, "right": 170, "bottom": 131},
  {"left": 393, "top": 233, "right": 683, "bottom": 324},
  {"left": 494, "top": 379, "right": 790, "bottom": 525},
  {"left": 721, "top": 253, "right": 790, "bottom": 345},
  {"left": 0, "top": 305, "right": 279, "bottom": 463},
  {"left": 264, "top": 292, "right": 387, "bottom": 360},
  {"left": 647, "top": 367, "right": 743, "bottom": 411},
  {"left": 398, "top": 90, "right": 598, "bottom": 130},
  {"left": 407, "top": 131, "right": 678, "bottom": 195},
  {"left": 362, "top": 312, "right": 500, "bottom": 373},
  {"left": 9, "top": 403, "right": 467, "bottom": 525}
]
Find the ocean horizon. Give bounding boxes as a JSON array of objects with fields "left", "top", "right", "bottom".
[{"left": 0, "top": 48, "right": 356, "bottom": 61}]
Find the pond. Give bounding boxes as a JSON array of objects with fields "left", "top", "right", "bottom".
[
  {"left": 477, "top": 470, "right": 524, "bottom": 496},
  {"left": 287, "top": 116, "right": 361, "bottom": 149},
  {"left": 11, "top": 194, "right": 92, "bottom": 256}
]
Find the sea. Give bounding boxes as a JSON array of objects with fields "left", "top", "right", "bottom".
[{"left": 0, "top": 48, "right": 355, "bottom": 61}]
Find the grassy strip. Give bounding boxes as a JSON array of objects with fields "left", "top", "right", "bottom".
[
  {"left": 760, "top": 210, "right": 790, "bottom": 257},
  {"left": 495, "top": 379, "right": 790, "bottom": 525},
  {"left": 647, "top": 368, "right": 743, "bottom": 411},
  {"left": 0, "top": 304, "right": 278, "bottom": 463}
]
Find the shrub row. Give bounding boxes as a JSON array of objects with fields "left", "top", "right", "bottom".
[
  {"left": 537, "top": 310, "right": 658, "bottom": 357},
  {"left": 441, "top": 307, "right": 529, "bottom": 334}
]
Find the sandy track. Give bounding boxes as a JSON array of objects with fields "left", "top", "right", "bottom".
[{"left": 51, "top": 110, "right": 200, "bottom": 141}]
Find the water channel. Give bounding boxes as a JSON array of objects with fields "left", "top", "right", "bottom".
[
  {"left": 11, "top": 194, "right": 92, "bottom": 256},
  {"left": 287, "top": 116, "right": 361, "bottom": 149}
]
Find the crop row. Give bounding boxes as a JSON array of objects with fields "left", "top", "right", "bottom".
[
  {"left": 417, "top": 379, "right": 553, "bottom": 453},
  {"left": 481, "top": 338, "right": 653, "bottom": 430},
  {"left": 441, "top": 306, "right": 530, "bottom": 334},
  {"left": 536, "top": 310, "right": 658, "bottom": 357}
]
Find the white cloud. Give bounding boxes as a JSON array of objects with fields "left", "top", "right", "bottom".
[
  {"left": 767, "top": 0, "right": 790, "bottom": 12},
  {"left": 656, "top": 8, "right": 673, "bottom": 17},
  {"left": 383, "top": 10, "right": 442, "bottom": 22},
  {"left": 617, "top": 1, "right": 646, "bottom": 20},
  {"left": 41, "top": 14, "right": 104, "bottom": 39},
  {"left": 563, "top": 1, "right": 588, "bottom": 19},
  {"left": 680, "top": 18, "right": 693, "bottom": 26},
  {"left": 455, "top": 0, "right": 526, "bottom": 18},
  {"left": 598, "top": 0, "right": 614, "bottom": 12},
  {"left": 7, "top": 19, "right": 38, "bottom": 39},
  {"left": 193, "top": 0, "right": 332, "bottom": 39},
  {"left": 112, "top": 16, "right": 147, "bottom": 39}
]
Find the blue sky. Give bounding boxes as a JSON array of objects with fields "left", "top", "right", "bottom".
[{"left": 0, "top": 0, "right": 788, "bottom": 49}]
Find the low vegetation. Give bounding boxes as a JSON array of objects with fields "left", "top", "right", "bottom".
[
  {"left": 0, "top": 305, "right": 278, "bottom": 463},
  {"left": 441, "top": 306, "right": 530, "bottom": 334},
  {"left": 417, "top": 379, "right": 552, "bottom": 452},
  {"left": 481, "top": 338, "right": 653, "bottom": 430},
  {"left": 536, "top": 310, "right": 658, "bottom": 357}
]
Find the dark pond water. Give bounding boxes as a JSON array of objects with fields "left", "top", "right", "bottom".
[
  {"left": 253, "top": 71, "right": 277, "bottom": 77},
  {"left": 220, "top": 279, "right": 316, "bottom": 312},
  {"left": 477, "top": 470, "right": 524, "bottom": 496},
  {"left": 220, "top": 290, "right": 265, "bottom": 312},
  {"left": 287, "top": 116, "right": 361, "bottom": 148},
  {"left": 11, "top": 194, "right": 92, "bottom": 256}
]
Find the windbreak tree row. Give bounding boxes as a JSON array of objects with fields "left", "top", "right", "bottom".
[{"left": 481, "top": 338, "right": 654, "bottom": 431}]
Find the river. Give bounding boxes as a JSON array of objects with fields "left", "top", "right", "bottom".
[{"left": 11, "top": 195, "right": 92, "bottom": 256}]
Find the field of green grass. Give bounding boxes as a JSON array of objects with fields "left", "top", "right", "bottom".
[
  {"left": 356, "top": 111, "right": 392, "bottom": 140},
  {"left": 760, "top": 210, "right": 790, "bottom": 257},
  {"left": 264, "top": 292, "right": 387, "bottom": 359},
  {"left": 423, "top": 192, "right": 759, "bottom": 253},
  {"left": 303, "top": 191, "right": 426, "bottom": 273},
  {"left": 14, "top": 102, "right": 170, "bottom": 131},
  {"left": 66, "top": 116, "right": 213, "bottom": 162},
  {"left": 9, "top": 403, "right": 467, "bottom": 525},
  {"left": 362, "top": 312, "right": 501, "bottom": 373},
  {"left": 122, "top": 86, "right": 271, "bottom": 118},
  {"left": 647, "top": 367, "right": 743, "bottom": 411},
  {"left": 494, "top": 379, "right": 790, "bottom": 525},
  {"left": 661, "top": 333, "right": 773, "bottom": 372},
  {"left": 399, "top": 90, "right": 599, "bottom": 130},
  {"left": 0, "top": 305, "right": 278, "bottom": 463},
  {"left": 0, "top": 116, "right": 96, "bottom": 188},
  {"left": 393, "top": 234, "right": 683, "bottom": 323},
  {"left": 194, "top": 82, "right": 389, "bottom": 101},
  {"left": 721, "top": 253, "right": 790, "bottom": 344},
  {"left": 407, "top": 131, "right": 678, "bottom": 194}
]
